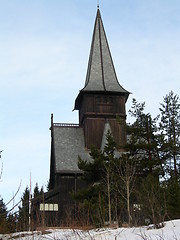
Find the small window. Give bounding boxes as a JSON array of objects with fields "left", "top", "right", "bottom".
[
  {"left": 45, "top": 204, "right": 49, "bottom": 211},
  {"left": 49, "top": 204, "right": 54, "bottom": 211},
  {"left": 40, "top": 203, "right": 59, "bottom": 212},
  {"left": 54, "top": 204, "right": 58, "bottom": 211}
]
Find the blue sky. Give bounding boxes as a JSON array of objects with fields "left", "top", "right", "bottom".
[{"left": 0, "top": 0, "right": 180, "bottom": 208}]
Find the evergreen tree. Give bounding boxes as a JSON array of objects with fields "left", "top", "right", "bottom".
[
  {"left": 33, "top": 183, "right": 40, "bottom": 198},
  {"left": 76, "top": 130, "right": 117, "bottom": 226},
  {"left": 77, "top": 150, "right": 106, "bottom": 226},
  {"left": 33, "top": 183, "right": 44, "bottom": 199},
  {"left": 127, "top": 98, "right": 162, "bottom": 177},
  {"left": 138, "top": 174, "right": 166, "bottom": 226},
  {"left": 159, "top": 91, "right": 180, "bottom": 179},
  {"left": 0, "top": 197, "right": 16, "bottom": 233},
  {"left": 0, "top": 197, "right": 8, "bottom": 233},
  {"left": 75, "top": 95, "right": 180, "bottom": 226},
  {"left": 165, "top": 177, "right": 180, "bottom": 219},
  {"left": 125, "top": 99, "right": 168, "bottom": 225},
  {"left": 17, "top": 187, "right": 30, "bottom": 231}
]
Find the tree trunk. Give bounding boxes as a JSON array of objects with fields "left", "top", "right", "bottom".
[
  {"left": 107, "top": 171, "right": 111, "bottom": 225},
  {"left": 127, "top": 178, "right": 132, "bottom": 226}
]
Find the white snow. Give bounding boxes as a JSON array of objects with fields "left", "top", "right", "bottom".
[{"left": 1, "top": 220, "right": 180, "bottom": 240}]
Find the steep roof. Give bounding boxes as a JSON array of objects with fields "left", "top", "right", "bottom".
[
  {"left": 74, "top": 9, "right": 129, "bottom": 109},
  {"left": 53, "top": 125, "right": 91, "bottom": 173}
]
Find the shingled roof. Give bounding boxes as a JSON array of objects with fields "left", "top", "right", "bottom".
[
  {"left": 74, "top": 9, "right": 129, "bottom": 110},
  {"left": 52, "top": 124, "right": 91, "bottom": 174}
]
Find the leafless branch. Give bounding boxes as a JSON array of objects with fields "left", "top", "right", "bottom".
[{"left": 5, "top": 180, "right": 22, "bottom": 207}]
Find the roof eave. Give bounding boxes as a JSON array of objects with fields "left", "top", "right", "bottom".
[{"left": 74, "top": 89, "right": 130, "bottom": 110}]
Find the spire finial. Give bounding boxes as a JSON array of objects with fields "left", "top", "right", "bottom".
[{"left": 97, "top": 0, "right": 99, "bottom": 9}]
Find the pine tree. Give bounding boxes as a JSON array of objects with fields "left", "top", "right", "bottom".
[
  {"left": 33, "top": 183, "right": 44, "bottom": 199},
  {"left": 159, "top": 91, "right": 180, "bottom": 179},
  {"left": 76, "top": 130, "right": 117, "bottom": 226},
  {"left": 166, "top": 177, "right": 180, "bottom": 219},
  {"left": 138, "top": 174, "right": 166, "bottom": 226},
  {"left": 17, "top": 187, "right": 30, "bottom": 231},
  {"left": 125, "top": 99, "right": 166, "bottom": 225},
  {"left": 127, "top": 98, "right": 162, "bottom": 177},
  {"left": 0, "top": 197, "right": 16, "bottom": 233},
  {"left": 0, "top": 197, "right": 8, "bottom": 233},
  {"left": 33, "top": 183, "right": 40, "bottom": 198}
]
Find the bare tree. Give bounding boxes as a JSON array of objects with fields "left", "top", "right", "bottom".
[
  {"left": 115, "top": 153, "right": 136, "bottom": 226},
  {"left": 0, "top": 150, "right": 22, "bottom": 214}
]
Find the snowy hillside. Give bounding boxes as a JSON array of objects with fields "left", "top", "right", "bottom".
[{"left": 1, "top": 220, "right": 180, "bottom": 240}]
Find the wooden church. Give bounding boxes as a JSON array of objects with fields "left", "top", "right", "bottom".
[{"left": 33, "top": 8, "right": 129, "bottom": 227}]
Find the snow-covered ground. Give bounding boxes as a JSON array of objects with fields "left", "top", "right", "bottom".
[{"left": 1, "top": 220, "right": 180, "bottom": 240}]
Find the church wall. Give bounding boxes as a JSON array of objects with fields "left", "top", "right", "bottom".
[
  {"left": 109, "top": 118, "right": 126, "bottom": 150},
  {"left": 78, "top": 93, "right": 127, "bottom": 149},
  {"left": 33, "top": 173, "right": 86, "bottom": 227},
  {"left": 79, "top": 93, "right": 126, "bottom": 125},
  {"left": 83, "top": 118, "right": 126, "bottom": 150},
  {"left": 84, "top": 118, "right": 105, "bottom": 148}
]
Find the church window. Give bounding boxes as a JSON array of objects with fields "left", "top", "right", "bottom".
[{"left": 40, "top": 203, "right": 59, "bottom": 212}]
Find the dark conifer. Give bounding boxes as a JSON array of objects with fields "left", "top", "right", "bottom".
[{"left": 159, "top": 91, "right": 180, "bottom": 179}]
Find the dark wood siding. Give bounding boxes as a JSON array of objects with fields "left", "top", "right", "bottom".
[
  {"left": 84, "top": 118, "right": 105, "bottom": 149},
  {"left": 79, "top": 94, "right": 126, "bottom": 124},
  {"left": 79, "top": 93, "right": 127, "bottom": 149},
  {"left": 33, "top": 173, "right": 86, "bottom": 227},
  {"left": 109, "top": 118, "right": 126, "bottom": 150}
]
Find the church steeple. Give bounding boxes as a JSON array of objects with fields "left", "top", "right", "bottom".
[
  {"left": 74, "top": 9, "right": 129, "bottom": 150},
  {"left": 75, "top": 9, "right": 129, "bottom": 110}
]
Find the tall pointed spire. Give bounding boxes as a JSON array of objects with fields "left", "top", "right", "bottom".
[{"left": 74, "top": 9, "right": 129, "bottom": 110}]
